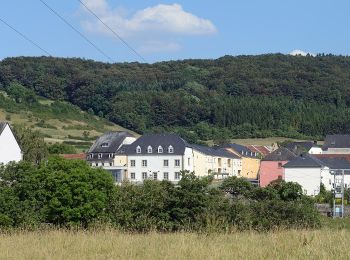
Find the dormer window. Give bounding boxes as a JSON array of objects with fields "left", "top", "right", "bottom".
[
  {"left": 331, "top": 141, "right": 335, "bottom": 145},
  {"left": 101, "top": 143, "right": 109, "bottom": 148},
  {"left": 136, "top": 146, "right": 141, "bottom": 154},
  {"left": 98, "top": 153, "right": 102, "bottom": 159},
  {"left": 108, "top": 153, "right": 114, "bottom": 158},
  {"left": 158, "top": 146, "right": 163, "bottom": 153},
  {"left": 241, "top": 151, "right": 244, "bottom": 155},
  {"left": 168, "top": 145, "right": 174, "bottom": 153},
  {"left": 147, "top": 146, "right": 153, "bottom": 154}
]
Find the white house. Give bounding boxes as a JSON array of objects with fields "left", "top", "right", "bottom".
[
  {"left": 123, "top": 133, "right": 194, "bottom": 183},
  {"left": 0, "top": 122, "right": 22, "bottom": 165},
  {"left": 283, "top": 154, "right": 350, "bottom": 196}
]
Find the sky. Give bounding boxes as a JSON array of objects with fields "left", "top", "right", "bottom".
[{"left": 0, "top": 0, "right": 349, "bottom": 63}]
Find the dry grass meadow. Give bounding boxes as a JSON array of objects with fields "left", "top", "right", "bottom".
[{"left": 0, "top": 228, "right": 349, "bottom": 260}]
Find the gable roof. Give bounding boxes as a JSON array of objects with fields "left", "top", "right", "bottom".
[
  {"left": 319, "top": 157, "right": 350, "bottom": 170},
  {"left": 323, "top": 135, "right": 350, "bottom": 150},
  {"left": 124, "top": 133, "right": 188, "bottom": 155},
  {"left": 262, "top": 147, "right": 297, "bottom": 161},
  {"left": 0, "top": 122, "right": 8, "bottom": 135},
  {"left": 220, "top": 143, "right": 260, "bottom": 158},
  {"left": 285, "top": 141, "right": 315, "bottom": 155},
  {"left": 191, "top": 144, "right": 240, "bottom": 159},
  {"left": 247, "top": 145, "right": 272, "bottom": 156},
  {"left": 88, "top": 131, "right": 134, "bottom": 154},
  {"left": 60, "top": 153, "right": 86, "bottom": 160},
  {"left": 314, "top": 154, "right": 350, "bottom": 163},
  {"left": 283, "top": 154, "right": 324, "bottom": 168}
]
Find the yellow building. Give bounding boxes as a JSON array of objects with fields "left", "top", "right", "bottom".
[
  {"left": 191, "top": 144, "right": 242, "bottom": 179},
  {"left": 222, "top": 144, "right": 261, "bottom": 179}
]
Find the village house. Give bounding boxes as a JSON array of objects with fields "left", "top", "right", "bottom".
[
  {"left": 221, "top": 143, "right": 261, "bottom": 179},
  {"left": 191, "top": 144, "right": 242, "bottom": 179},
  {"left": 0, "top": 122, "right": 22, "bottom": 165},
  {"left": 283, "top": 154, "right": 350, "bottom": 196},
  {"left": 259, "top": 147, "right": 297, "bottom": 187},
  {"left": 322, "top": 135, "right": 350, "bottom": 154}
]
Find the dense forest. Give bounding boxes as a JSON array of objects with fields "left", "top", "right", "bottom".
[{"left": 1, "top": 54, "right": 350, "bottom": 141}]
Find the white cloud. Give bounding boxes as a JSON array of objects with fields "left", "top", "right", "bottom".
[
  {"left": 79, "top": 1, "right": 217, "bottom": 53},
  {"left": 289, "top": 49, "right": 315, "bottom": 57}
]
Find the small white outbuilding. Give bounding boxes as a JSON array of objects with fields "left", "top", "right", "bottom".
[{"left": 0, "top": 122, "right": 22, "bottom": 165}]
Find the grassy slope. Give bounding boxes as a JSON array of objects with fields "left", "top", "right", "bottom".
[
  {"left": 0, "top": 93, "right": 137, "bottom": 152},
  {"left": 0, "top": 227, "right": 349, "bottom": 259}
]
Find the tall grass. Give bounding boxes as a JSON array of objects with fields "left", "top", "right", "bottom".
[{"left": 0, "top": 229, "right": 349, "bottom": 259}]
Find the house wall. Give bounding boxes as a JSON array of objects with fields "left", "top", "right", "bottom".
[
  {"left": 241, "top": 157, "right": 260, "bottom": 179},
  {"left": 127, "top": 147, "right": 194, "bottom": 183},
  {"left": 284, "top": 167, "right": 322, "bottom": 196},
  {"left": 113, "top": 155, "right": 128, "bottom": 167},
  {"left": 259, "top": 161, "right": 288, "bottom": 187},
  {"left": 192, "top": 150, "right": 212, "bottom": 177},
  {"left": 0, "top": 124, "right": 22, "bottom": 165}
]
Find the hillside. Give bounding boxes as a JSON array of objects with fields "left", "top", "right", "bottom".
[
  {"left": 0, "top": 90, "right": 136, "bottom": 152},
  {"left": 1, "top": 54, "right": 350, "bottom": 142}
]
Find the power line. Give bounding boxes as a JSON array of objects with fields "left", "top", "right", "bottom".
[
  {"left": 78, "top": 0, "right": 147, "bottom": 63},
  {"left": 38, "top": 0, "right": 114, "bottom": 62},
  {"left": 0, "top": 17, "right": 51, "bottom": 56}
]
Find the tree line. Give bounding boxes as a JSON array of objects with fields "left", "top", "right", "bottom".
[{"left": 1, "top": 54, "right": 350, "bottom": 141}]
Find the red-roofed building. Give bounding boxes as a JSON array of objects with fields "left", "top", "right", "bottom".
[
  {"left": 314, "top": 154, "right": 350, "bottom": 163},
  {"left": 247, "top": 145, "right": 272, "bottom": 157},
  {"left": 60, "top": 153, "right": 86, "bottom": 160}
]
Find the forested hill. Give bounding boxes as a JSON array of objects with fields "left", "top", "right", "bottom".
[{"left": 1, "top": 54, "right": 350, "bottom": 142}]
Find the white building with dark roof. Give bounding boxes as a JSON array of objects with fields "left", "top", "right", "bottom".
[{"left": 0, "top": 122, "right": 22, "bottom": 165}]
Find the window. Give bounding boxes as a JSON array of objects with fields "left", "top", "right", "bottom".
[
  {"left": 98, "top": 153, "right": 102, "bottom": 159},
  {"left": 175, "top": 172, "right": 181, "bottom": 180},
  {"left": 147, "top": 146, "right": 153, "bottom": 154},
  {"left": 136, "top": 146, "right": 141, "bottom": 154},
  {"left": 163, "top": 172, "right": 169, "bottom": 180},
  {"left": 158, "top": 146, "right": 163, "bottom": 153},
  {"left": 175, "top": 159, "right": 180, "bottom": 167},
  {"left": 101, "top": 143, "right": 109, "bottom": 147},
  {"left": 130, "top": 160, "right": 136, "bottom": 167},
  {"left": 108, "top": 153, "right": 114, "bottom": 158},
  {"left": 238, "top": 170, "right": 241, "bottom": 176},
  {"left": 163, "top": 160, "right": 169, "bottom": 167},
  {"left": 95, "top": 163, "right": 98, "bottom": 167},
  {"left": 142, "top": 160, "right": 147, "bottom": 167},
  {"left": 153, "top": 172, "right": 158, "bottom": 180},
  {"left": 188, "top": 158, "right": 191, "bottom": 166},
  {"left": 130, "top": 172, "right": 135, "bottom": 179},
  {"left": 228, "top": 159, "right": 232, "bottom": 167},
  {"left": 89, "top": 154, "right": 93, "bottom": 159},
  {"left": 278, "top": 162, "right": 283, "bottom": 168},
  {"left": 168, "top": 145, "right": 174, "bottom": 153},
  {"left": 142, "top": 172, "right": 147, "bottom": 180},
  {"left": 109, "top": 163, "right": 113, "bottom": 166}
]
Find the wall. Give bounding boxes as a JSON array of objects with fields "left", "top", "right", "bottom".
[
  {"left": 259, "top": 161, "right": 287, "bottom": 187},
  {"left": 241, "top": 157, "right": 260, "bottom": 179},
  {"left": 323, "top": 148, "right": 350, "bottom": 154},
  {"left": 0, "top": 124, "right": 22, "bottom": 164},
  {"left": 284, "top": 167, "right": 322, "bottom": 196}
]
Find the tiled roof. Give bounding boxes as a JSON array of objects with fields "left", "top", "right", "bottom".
[
  {"left": 314, "top": 154, "right": 350, "bottom": 162},
  {"left": 283, "top": 154, "right": 324, "bottom": 168},
  {"left": 262, "top": 147, "right": 297, "bottom": 161},
  {"left": 124, "top": 133, "right": 188, "bottom": 155},
  {"left": 60, "top": 153, "right": 86, "bottom": 160},
  {"left": 220, "top": 143, "right": 260, "bottom": 158},
  {"left": 88, "top": 131, "right": 134, "bottom": 154},
  {"left": 247, "top": 145, "right": 272, "bottom": 156},
  {"left": 285, "top": 142, "right": 315, "bottom": 155},
  {"left": 191, "top": 144, "right": 240, "bottom": 159},
  {"left": 323, "top": 135, "right": 350, "bottom": 150}
]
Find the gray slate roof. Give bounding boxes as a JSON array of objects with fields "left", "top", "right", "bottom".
[
  {"left": 0, "top": 122, "right": 7, "bottom": 135},
  {"left": 285, "top": 142, "right": 315, "bottom": 155},
  {"left": 323, "top": 135, "right": 350, "bottom": 150},
  {"left": 318, "top": 157, "right": 350, "bottom": 170},
  {"left": 262, "top": 147, "right": 297, "bottom": 161},
  {"left": 124, "top": 133, "right": 187, "bottom": 155},
  {"left": 220, "top": 143, "right": 259, "bottom": 158},
  {"left": 283, "top": 154, "right": 324, "bottom": 168},
  {"left": 191, "top": 144, "right": 239, "bottom": 159},
  {"left": 88, "top": 131, "right": 134, "bottom": 154}
]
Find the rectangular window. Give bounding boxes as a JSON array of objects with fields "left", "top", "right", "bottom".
[
  {"left": 142, "top": 172, "right": 147, "bottom": 180},
  {"left": 130, "top": 172, "right": 135, "bottom": 179},
  {"left": 153, "top": 172, "right": 158, "bottom": 180},
  {"left": 98, "top": 153, "right": 102, "bottom": 159},
  {"left": 163, "top": 172, "right": 169, "bottom": 180},
  {"left": 175, "top": 159, "right": 180, "bottom": 167},
  {"left": 188, "top": 158, "right": 190, "bottom": 166},
  {"left": 130, "top": 160, "right": 135, "bottom": 167},
  {"left": 278, "top": 162, "right": 283, "bottom": 168},
  {"left": 163, "top": 160, "right": 169, "bottom": 167},
  {"left": 175, "top": 172, "right": 181, "bottom": 180},
  {"left": 142, "top": 160, "right": 147, "bottom": 167}
]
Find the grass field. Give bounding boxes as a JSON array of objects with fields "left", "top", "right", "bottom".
[{"left": 0, "top": 228, "right": 348, "bottom": 260}]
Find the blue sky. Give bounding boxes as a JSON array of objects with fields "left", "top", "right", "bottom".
[{"left": 0, "top": 0, "right": 349, "bottom": 63}]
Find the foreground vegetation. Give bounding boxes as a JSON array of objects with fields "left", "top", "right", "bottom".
[
  {"left": 2, "top": 55, "right": 350, "bottom": 142},
  {"left": 0, "top": 229, "right": 349, "bottom": 259}
]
